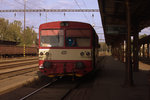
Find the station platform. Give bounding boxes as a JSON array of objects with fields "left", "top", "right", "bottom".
[
  {"left": 91, "top": 56, "right": 149, "bottom": 100},
  {"left": 68, "top": 56, "right": 150, "bottom": 100}
]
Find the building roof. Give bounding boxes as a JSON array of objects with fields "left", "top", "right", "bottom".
[{"left": 0, "top": 40, "right": 20, "bottom": 45}]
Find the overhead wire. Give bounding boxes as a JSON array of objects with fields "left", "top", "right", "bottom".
[
  {"left": 0, "top": 1, "right": 18, "bottom": 19},
  {"left": 27, "top": 0, "right": 65, "bottom": 22},
  {"left": 82, "top": 0, "right": 92, "bottom": 16},
  {"left": 0, "top": 13, "right": 6, "bottom": 18},
  {"left": 1, "top": 0, "right": 21, "bottom": 9},
  {"left": 13, "top": 0, "right": 35, "bottom": 17},
  {"left": 82, "top": 0, "right": 96, "bottom": 27},
  {"left": 24, "top": 0, "right": 57, "bottom": 28},
  {"left": 13, "top": 0, "right": 51, "bottom": 28},
  {"left": 0, "top": 1, "right": 14, "bottom": 19},
  {"left": 23, "top": 0, "right": 53, "bottom": 21},
  {"left": 14, "top": 0, "right": 39, "bottom": 28},
  {"left": 1, "top": 0, "right": 100, "bottom": 30},
  {"left": 14, "top": 0, "right": 31, "bottom": 9},
  {"left": 82, "top": 0, "right": 88, "bottom": 8},
  {"left": 73, "top": 0, "right": 91, "bottom": 23}
]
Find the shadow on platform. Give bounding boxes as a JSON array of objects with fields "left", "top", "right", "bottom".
[{"left": 66, "top": 56, "right": 150, "bottom": 100}]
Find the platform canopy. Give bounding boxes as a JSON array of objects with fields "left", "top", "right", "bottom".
[{"left": 98, "top": 0, "right": 150, "bottom": 45}]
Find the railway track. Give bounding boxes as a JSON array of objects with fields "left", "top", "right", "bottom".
[
  {"left": 0, "top": 60, "right": 38, "bottom": 70},
  {"left": 0, "top": 57, "right": 38, "bottom": 64},
  {"left": 0, "top": 57, "right": 38, "bottom": 80},
  {"left": 61, "top": 81, "right": 80, "bottom": 100},
  {"left": 19, "top": 78, "right": 59, "bottom": 100},
  {"left": 19, "top": 77, "right": 81, "bottom": 100},
  {"left": 0, "top": 65, "right": 38, "bottom": 80}
]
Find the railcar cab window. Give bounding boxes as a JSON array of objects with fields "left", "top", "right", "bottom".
[
  {"left": 40, "top": 29, "right": 64, "bottom": 47},
  {"left": 66, "top": 30, "right": 91, "bottom": 47}
]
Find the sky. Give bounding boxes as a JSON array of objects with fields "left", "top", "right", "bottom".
[
  {"left": 0, "top": 0, "right": 105, "bottom": 42},
  {"left": 0, "top": 0, "right": 149, "bottom": 42}
]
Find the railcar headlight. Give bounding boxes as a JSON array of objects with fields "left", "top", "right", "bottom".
[
  {"left": 75, "top": 62, "right": 85, "bottom": 69},
  {"left": 86, "top": 52, "right": 90, "bottom": 56},
  {"left": 80, "top": 52, "right": 84, "bottom": 56},
  {"left": 40, "top": 52, "right": 43, "bottom": 56},
  {"left": 43, "top": 61, "right": 51, "bottom": 69},
  {"left": 45, "top": 52, "right": 49, "bottom": 56},
  {"left": 39, "top": 64, "right": 44, "bottom": 69}
]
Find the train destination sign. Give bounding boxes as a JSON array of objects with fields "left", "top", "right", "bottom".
[{"left": 105, "top": 25, "right": 127, "bottom": 35}]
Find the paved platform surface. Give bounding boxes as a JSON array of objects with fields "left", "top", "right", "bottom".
[
  {"left": 0, "top": 71, "right": 38, "bottom": 95},
  {"left": 91, "top": 56, "right": 149, "bottom": 100},
  {"left": 66, "top": 56, "right": 150, "bottom": 100}
]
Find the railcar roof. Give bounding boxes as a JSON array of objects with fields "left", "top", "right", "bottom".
[{"left": 39, "top": 21, "right": 92, "bottom": 29}]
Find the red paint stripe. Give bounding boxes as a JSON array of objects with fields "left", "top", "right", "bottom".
[
  {"left": 39, "top": 47, "right": 92, "bottom": 49},
  {"left": 39, "top": 60, "right": 92, "bottom": 62}
]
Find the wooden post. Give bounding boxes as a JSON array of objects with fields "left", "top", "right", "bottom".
[
  {"left": 143, "top": 44, "right": 145, "bottom": 58},
  {"left": 133, "top": 31, "right": 139, "bottom": 72},
  {"left": 147, "top": 43, "right": 149, "bottom": 58},
  {"left": 125, "top": 0, "right": 133, "bottom": 86}
]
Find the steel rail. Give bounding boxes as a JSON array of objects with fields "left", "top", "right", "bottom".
[
  {"left": 0, "top": 60, "right": 38, "bottom": 70},
  {"left": 61, "top": 82, "right": 81, "bottom": 100},
  {"left": 0, "top": 66, "right": 38, "bottom": 80},
  {"left": 19, "top": 78, "right": 58, "bottom": 100},
  {"left": 0, "top": 57, "right": 38, "bottom": 64}
]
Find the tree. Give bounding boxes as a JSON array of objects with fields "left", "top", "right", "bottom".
[
  {"left": 139, "top": 34, "right": 147, "bottom": 39},
  {"left": 6, "top": 20, "right": 22, "bottom": 42},
  {"left": 0, "top": 18, "right": 37, "bottom": 46},
  {"left": 0, "top": 18, "right": 9, "bottom": 40},
  {"left": 20, "top": 26, "right": 37, "bottom": 46}
]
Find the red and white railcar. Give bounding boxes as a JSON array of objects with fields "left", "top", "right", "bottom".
[{"left": 39, "top": 21, "right": 99, "bottom": 77}]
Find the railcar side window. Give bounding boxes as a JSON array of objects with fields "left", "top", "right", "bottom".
[
  {"left": 40, "top": 30, "right": 64, "bottom": 47},
  {"left": 66, "top": 30, "right": 91, "bottom": 47}
]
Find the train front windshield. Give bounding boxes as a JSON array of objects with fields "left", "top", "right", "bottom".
[
  {"left": 40, "top": 29, "right": 91, "bottom": 47},
  {"left": 66, "top": 30, "right": 91, "bottom": 47},
  {"left": 40, "top": 30, "right": 64, "bottom": 47}
]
